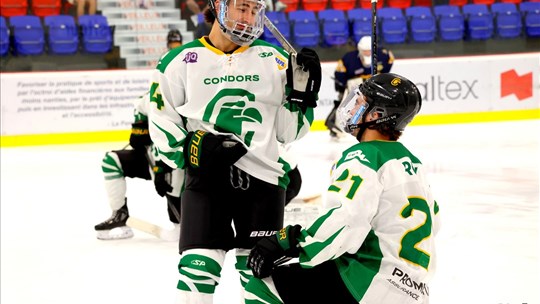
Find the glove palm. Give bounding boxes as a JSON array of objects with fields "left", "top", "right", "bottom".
[{"left": 286, "top": 48, "right": 322, "bottom": 113}]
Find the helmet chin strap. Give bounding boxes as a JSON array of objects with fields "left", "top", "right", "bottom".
[
  {"left": 355, "top": 120, "right": 376, "bottom": 142},
  {"left": 354, "top": 111, "right": 371, "bottom": 142},
  {"left": 354, "top": 116, "right": 396, "bottom": 142}
]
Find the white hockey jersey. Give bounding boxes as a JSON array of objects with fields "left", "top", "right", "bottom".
[
  {"left": 132, "top": 91, "right": 184, "bottom": 197},
  {"left": 148, "top": 38, "right": 313, "bottom": 188},
  {"left": 297, "top": 140, "right": 440, "bottom": 304}
]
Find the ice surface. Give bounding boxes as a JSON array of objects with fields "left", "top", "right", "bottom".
[{"left": 1, "top": 120, "right": 539, "bottom": 304}]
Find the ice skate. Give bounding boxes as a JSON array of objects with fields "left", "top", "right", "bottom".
[{"left": 95, "top": 204, "right": 134, "bottom": 240}]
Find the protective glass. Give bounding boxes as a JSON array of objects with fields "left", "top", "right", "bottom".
[
  {"left": 336, "top": 88, "right": 369, "bottom": 133},
  {"left": 217, "top": 0, "right": 266, "bottom": 46}
]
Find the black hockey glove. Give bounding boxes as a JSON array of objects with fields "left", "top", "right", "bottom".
[
  {"left": 129, "top": 120, "right": 152, "bottom": 151},
  {"left": 247, "top": 225, "right": 302, "bottom": 279},
  {"left": 286, "top": 48, "right": 322, "bottom": 113},
  {"left": 183, "top": 130, "right": 247, "bottom": 171},
  {"left": 153, "top": 160, "right": 173, "bottom": 197}
]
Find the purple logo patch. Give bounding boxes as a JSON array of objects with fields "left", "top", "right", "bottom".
[{"left": 183, "top": 52, "right": 198, "bottom": 63}]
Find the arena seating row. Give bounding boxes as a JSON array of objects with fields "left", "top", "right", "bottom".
[
  {"left": 0, "top": 14, "right": 112, "bottom": 56},
  {"left": 261, "top": 2, "right": 540, "bottom": 48},
  {"left": 1, "top": 0, "right": 538, "bottom": 57},
  {"left": 3, "top": 0, "right": 538, "bottom": 18},
  {"left": 0, "top": 0, "right": 65, "bottom": 18},
  {"left": 279, "top": 0, "right": 538, "bottom": 12}
]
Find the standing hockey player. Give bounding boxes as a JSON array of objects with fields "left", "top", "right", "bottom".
[
  {"left": 147, "top": 0, "right": 321, "bottom": 301},
  {"left": 246, "top": 73, "right": 440, "bottom": 304},
  {"left": 95, "top": 91, "right": 184, "bottom": 240},
  {"left": 325, "top": 35, "right": 394, "bottom": 139}
]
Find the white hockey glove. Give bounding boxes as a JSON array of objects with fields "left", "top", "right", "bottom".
[{"left": 286, "top": 48, "right": 322, "bottom": 113}]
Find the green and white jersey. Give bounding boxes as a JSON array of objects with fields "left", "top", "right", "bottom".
[
  {"left": 148, "top": 38, "right": 313, "bottom": 188},
  {"left": 133, "top": 91, "right": 150, "bottom": 122},
  {"left": 298, "top": 141, "right": 440, "bottom": 303}
]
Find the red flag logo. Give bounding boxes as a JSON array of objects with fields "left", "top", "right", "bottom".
[{"left": 500, "top": 70, "right": 533, "bottom": 101}]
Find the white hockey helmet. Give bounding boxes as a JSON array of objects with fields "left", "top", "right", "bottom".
[
  {"left": 357, "top": 36, "right": 372, "bottom": 68},
  {"left": 210, "top": 0, "right": 266, "bottom": 46}
]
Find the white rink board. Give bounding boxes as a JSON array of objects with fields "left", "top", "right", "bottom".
[
  {"left": 1, "top": 70, "right": 153, "bottom": 135},
  {"left": 1, "top": 53, "right": 539, "bottom": 136}
]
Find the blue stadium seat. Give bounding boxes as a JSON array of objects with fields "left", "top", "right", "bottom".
[
  {"left": 347, "top": 8, "right": 372, "bottom": 43},
  {"left": 263, "top": 11, "right": 291, "bottom": 48},
  {"left": 78, "top": 14, "right": 112, "bottom": 53},
  {"left": 318, "top": 9, "right": 349, "bottom": 46},
  {"left": 0, "top": 17, "right": 9, "bottom": 56},
  {"left": 378, "top": 7, "right": 408, "bottom": 44},
  {"left": 9, "top": 15, "right": 45, "bottom": 55},
  {"left": 44, "top": 15, "right": 79, "bottom": 54},
  {"left": 462, "top": 4, "right": 494, "bottom": 39},
  {"left": 405, "top": 6, "right": 436, "bottom": 42},
  {"left": 491, "top": 3, "right": 522, "bottom": 38},
  {"left": 434, "top": 5, "right": 465, "bottom": 41},
  {"left": 288, "top": 10, "right": 320, "bottom": 48},
  {"left": 520, "top": 1, "right": 540, "bottom": 12},
  {"left": 519, "top": 1, "right": 540, "bottom": 37}
]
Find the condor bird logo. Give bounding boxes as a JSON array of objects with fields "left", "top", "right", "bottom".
[
  {"left": 500, "top": 69, "right": 533, "bottom": 101},
  {"left": 203, "top": 89, "right": 263, "bottom": 146}
]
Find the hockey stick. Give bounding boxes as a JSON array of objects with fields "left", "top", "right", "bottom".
[
  {"left": 371, "top": 0, "right": 378, "bottom": 76},
  {"left": 264, "top": 15, "right": 346, "bottom": 104},
  {"left": 263, "top": 15, "right": 297, "bottom": 55},
  {"left": 120, "top": 146, "right": 181, "bottom": 241},
  {"left": 289, "top": 193, "right": 322, "bottom": 205},
  {"left": 126, "top": 217, "right": 179, "bottom": 241}
]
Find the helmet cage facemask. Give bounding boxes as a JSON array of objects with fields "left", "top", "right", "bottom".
[
  {"left": 336, "top": 88, "right": 370, "bottom": 134},
  {"left": 215, "top": 0, "right": 265, "bottom": 46}
]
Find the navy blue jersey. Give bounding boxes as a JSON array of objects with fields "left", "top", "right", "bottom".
[{"left": 334, "top": 48, "right": 394, "bottom": 93}]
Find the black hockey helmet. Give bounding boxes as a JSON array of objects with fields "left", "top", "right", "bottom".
[
  {"left": 337, "top": 73, "right": 421, "bottom": 136},
  {"left": 360, "top": 72, "right": 421, "bottom": 131},
  {"left": 167, "top": 29, "right": 183, "bottom": 45}
]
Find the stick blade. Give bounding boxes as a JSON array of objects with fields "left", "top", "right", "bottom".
[
  {"left": 126, "top": 217, "right": 162, "bottom": 238},
  {"left": 126, "top": 217, "right": 180, "bottom": 241}
]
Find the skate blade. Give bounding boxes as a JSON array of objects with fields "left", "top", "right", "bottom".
[{"left": 96, "top": 226, "right": 134, "bottom": 240}]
